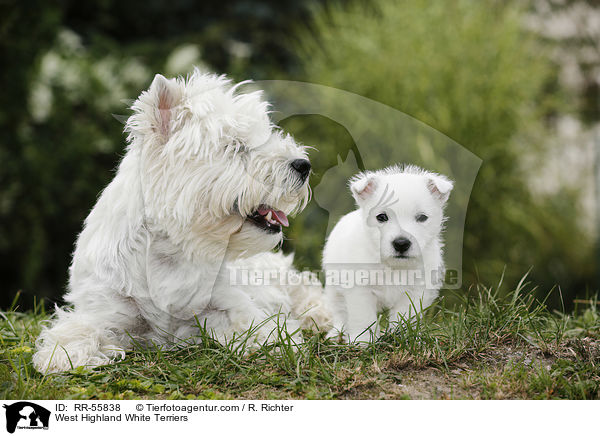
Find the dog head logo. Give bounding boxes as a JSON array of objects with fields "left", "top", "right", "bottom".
[
  {"left": 313, "top": 151, "right": 362, "bottom": 236},
  {"left": 258, "top": 80, "right": 480, "bottom": 289},
  {"left": 3, "top": 402, "right": 50, "bottom": 433}
]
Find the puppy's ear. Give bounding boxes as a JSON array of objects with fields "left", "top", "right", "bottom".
[
  {"left": 427, "top": 174, "right": 454, "bottom": 204},
  {"left": 148, "top": 74, "right": 182, "bottom": 138},
  {"left": 350, "top": 173, "right": 377, "bottom": 202}
]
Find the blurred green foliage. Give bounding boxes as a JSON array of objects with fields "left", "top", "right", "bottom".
[{"left": 0, "top": 0, "right": 597, "bottom": 310}]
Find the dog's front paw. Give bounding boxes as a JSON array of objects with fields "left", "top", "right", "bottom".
[
  {"left": 33, "top": 311, "right": 128, "bottom": 373},
  {"left": 33, "top": 340, "right": 125, "bottom": 373}
]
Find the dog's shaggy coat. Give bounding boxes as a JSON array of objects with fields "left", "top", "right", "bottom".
[{"left": 33, "top": 70, "right": 327, "bottom": 373}]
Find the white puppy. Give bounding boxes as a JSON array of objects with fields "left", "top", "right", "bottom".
[
  {"left": 323, "top": 165, "right": 453, "bottom": 343},
  {"left": 33, "top": 70, "right": 327, "bottom": 373}
]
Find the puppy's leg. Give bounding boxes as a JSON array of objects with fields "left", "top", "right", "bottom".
[
  {"left": 389, "top": 288, "right": 438, "bottom": 325},
  {"left": 324, "top": 286, "right": 347, "bottom": 340},
  {"left": 33, "top": 292, "right": 141, "bottom": 373},
  {"left": 344, "top": 288, "right": 378, "bottom": 344}
]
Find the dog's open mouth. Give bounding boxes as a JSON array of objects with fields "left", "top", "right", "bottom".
[{"left": 247, "top": 206, "right": 289, "bottom": 233}]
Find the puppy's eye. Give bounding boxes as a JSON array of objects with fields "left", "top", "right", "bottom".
[
  {"left": 416, "top": 213, "right": 428, "bottom": 223},
  {"left": 376, "top": 213, "right": 388, "bottom": 223}
]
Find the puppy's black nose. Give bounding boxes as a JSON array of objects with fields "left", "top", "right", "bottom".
[
  {"left": 392, "top": 237, "right": 411, "bottom": 254},
  {"left": 290, "top": 159, "right": 311, "bottom": 182}
]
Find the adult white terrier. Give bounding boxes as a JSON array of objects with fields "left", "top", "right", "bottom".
[
  {"left": 323, "top": 165, "right": 453, "bottom": 343},
  {"left": 33, "top": 70, "right": 327, "bottom": 373}
]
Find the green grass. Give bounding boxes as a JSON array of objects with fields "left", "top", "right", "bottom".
[{"left": 1, "top": 281, "right": 599, "bottom": 400}]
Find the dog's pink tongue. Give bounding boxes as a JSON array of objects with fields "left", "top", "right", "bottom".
[
  {"left": 258, "top": 207, "right": 289, "bottom": 227},
  {"left": 272, "top": 210, "right": 289, "bottom": 227}
]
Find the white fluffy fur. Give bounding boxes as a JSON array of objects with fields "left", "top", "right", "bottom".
[
  {"left": 33, "top": 70, "right": 327, "bottom": 373},
  {"left": 323, "top": 165, "right": 453, "bottom": 343}
]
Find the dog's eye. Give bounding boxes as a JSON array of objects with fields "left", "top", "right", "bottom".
[
  {"left": 416, "top": 213, "right": 428, "bottom": 223},
  {"left": 376, "top": 213, "right": 388, "bottom": 223}
]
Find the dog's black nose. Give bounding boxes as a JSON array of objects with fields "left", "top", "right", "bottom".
[
  {"left": 392, "top": 237, "right": 411, "bottom": 254},
  {"left": 290, "top": 159, "right": 311, "bottom": 182}
]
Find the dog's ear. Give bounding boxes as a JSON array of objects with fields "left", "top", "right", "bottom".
[
  {"left": 427, "top": 174, "right": 454, "bottom": 204},
  {"left": 148, "top": 74, "right": 181, "bottom": 138},
  {"left": 350, "top": 173, "right": 377, "bottom": 202}
]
